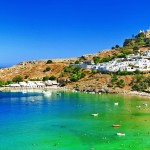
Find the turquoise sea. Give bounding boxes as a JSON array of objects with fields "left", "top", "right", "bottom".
[{"left": 0, "top": 91, "right": 150, "bottom": 150}]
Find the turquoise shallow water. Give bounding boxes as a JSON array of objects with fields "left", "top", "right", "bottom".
[{"left": 0, "top": 91, "right": 150, "bottom": 150}]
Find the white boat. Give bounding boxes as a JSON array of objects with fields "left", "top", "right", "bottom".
[
  {"left": 112, "top": 124, "right": 121, "bottom": 128},
  {"left": 136, "top": 105, "right": 141, "bottom": 109},
  {"left": 43, "top": 91, "right": 52, "bottom": 96},
  {"left": 22, "top": 90, "right": 27, "bottom": 94},
  {"left": 143, "top": 102, "right": 148, "bottom": 107},
  {"left": 117, "top": 132, "right": 125, "bottom": 136},
  {"left": 91, "top": 113, "right": 99, "bottom": 117},
  {"left": 114, "top": 102, "right": 118, "bottom": 106}
]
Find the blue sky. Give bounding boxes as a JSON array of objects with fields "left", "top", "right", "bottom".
[{"left": 0, "top": 0, "right": 150, "bottom": 66}]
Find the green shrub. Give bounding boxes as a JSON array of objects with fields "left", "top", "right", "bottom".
[
  {"left": 12, "top": 76, "right": 23, "bottom": 83},
  {"left": 70, "top": 74, "right": 78, "bottom": 82},
  {"left": 75, "top": 60, "right": 80, "bottom": 64},
  {"left": 133, "top": 46, "right": 139, "bottom": 51},
  {"left": 49, "top": 75, "right": 56, "bottom": 80},
  {"left": 46, "top": 60, "right": 53, "bottom": 64},
  {"left": 135, "top": 74, "right": 143, "bottom": 82},
  {"left": 132, "top": 83, "right": 140, "bottom": 91},
  {"left": 30, "top": 78, "right": 41, "bottom": 81},
  {"left": 111, "top": 74, "right": 118, "bottom": 83},
  {"left": 144, "top": 76, "right": 150, "bottom": 85},
  {"left": 91, "top": 69, "right": 98, "bottom": 74},
  {"left": 93, "top": 56, "right": 100, "bottom": 64},
  {"left": 115, "top": 45, "right": 120, "bottom": 48},
  {"left": 117, "top": 79, "right": 125, "bottom": 87},
  {"left": 43, "top": 76, "right": 49, "bottom": 81},
  {"left": 43, "top": 67, "right": 51, "bottom": 72}
]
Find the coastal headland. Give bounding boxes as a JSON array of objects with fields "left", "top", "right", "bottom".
[{"left": 0, "top": 30, "right": 150, "bottom": 97}]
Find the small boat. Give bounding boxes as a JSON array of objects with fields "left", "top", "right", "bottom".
[
  {"left": 22, "top": 90, "right": 27, "bottom": 94},
  {"left": 43, "top": 91, "right": 52, "bottom": 96},
  {"left": 114, "top": 102, "right": 118, "bottom": 106},
  {"left": 143, "top": 102, "right": 148, "bottom": 107},
  {"left": 117, "top": 132, "right": 125, "bottom": 136},
  {"left": 112, "top": 124, "right": 121, "bottom": 127},
  {"left": 91, "top": 113, "right": 99, "bottom": 117},
  {"left": 136, "top": 105, "right": 141, "bottom": 109}
]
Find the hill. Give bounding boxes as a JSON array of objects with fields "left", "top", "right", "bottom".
[{"left": 0, "top": 29, "right": 150, "bottom": 93}]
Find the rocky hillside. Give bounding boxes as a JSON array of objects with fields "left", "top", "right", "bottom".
[
  {"left": 0, "top": 49, "right": 123, "bottom": 82},
  {"left": 1, "top": 30, "right": 150, "bottom": 93},
  {"left": 0, "top": 59, "right": 75, "bottom": 82}
]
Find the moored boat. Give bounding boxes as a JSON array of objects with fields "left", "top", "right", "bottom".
[
  {"left": 117, "top": 132, "right": 125, "bottom": 136},
  {"left": 114, "top": 102, "right": 118, "bottom": 106},
  {"left": 91, "top": 113, "right": 99, "bottom": 117},
  {"left": 112, "top": 124, "right": 121, "bottom": 127}
]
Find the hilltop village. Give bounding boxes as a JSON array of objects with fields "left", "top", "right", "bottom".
[{"left": 76, "top": 50, "right": 150, "bottom": 72}]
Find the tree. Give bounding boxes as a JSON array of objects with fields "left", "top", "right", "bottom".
[
  {"left": 115, "top": 45, "right": 120, "bottom": 48},
  {"left": 144, "top": 76, "right": 150, "bottom": 86},
  {"left": 132, "top": 83, "right": 140, "bottom": 91},
  {"left": 49, "top": 75, "right": 56, "bottom": 80},
  {"left": 12, "top": 76, "right": 23, "bottom": 83},
  {"left": 136, "top": 74, "right": 143, "bottom": 82},
  {"left": 81, "top": 72, "right": 86, "bottom": 78},
  {"left": 70, "top": 74, "right": 78, "bottom": 82},
  {"left": 93, "top": 56, "right": 100, "bottom": 64},
  {"left": 111, "top": 47, "right": 115, "bottom": 49},
  {"left": 100, "top": 57, "right": 111, "bottom": 63},
  {"left": 117, "top": 79, "right": 125, "bottom": 87},
  {"left": 91, "top": 69, "right": 98, "bottom": 74},
  {"left": 133, "top": 46, "right": 139, "bottom": 51},
  {"left": 46, "top": 60, "right": 53, "bottom": 64},
  {"left": 111, "top": 74, "right": 118, "bottom": 83},
  {"left": 43, "top": 67, "right": 51, "bottom": 72},
  {"left": 75, "top": 60, "right": 80, "bottom": 64},
  {"left": 43, "top": 76, "right": 49, "bottom": 81}
]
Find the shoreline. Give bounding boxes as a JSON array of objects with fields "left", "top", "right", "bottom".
[
  {"left": 0, "top": 86, "right": 69, "bottom": 93},
  {"left": 0, "top": 87, "right": 150, "bottom": 99}
]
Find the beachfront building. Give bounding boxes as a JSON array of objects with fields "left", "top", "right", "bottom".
[
  {"left": 19, "top": 82, "right": 28, "bottom": 87},
  {"left": 26, "top": 81, "right": 37, "bottom": 88},
  {"left": 9, "top": 83, "right": 21, "bottom": 87},
  {"left": 8, "top": 80, "right": 59, "bottom": 88},
  {"left": 35, "top": 81, "right": 45, "bottom": 87},
  {"left": 45, "top": 80, "right": 59, "bottom": 87}
]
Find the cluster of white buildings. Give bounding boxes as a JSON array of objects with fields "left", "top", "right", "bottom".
[
  {"left": 8, "top": 80, "right": 59, "bottom": 88},
  {"left": 76, "top": 50, "right": 150, "bottom": 73}
]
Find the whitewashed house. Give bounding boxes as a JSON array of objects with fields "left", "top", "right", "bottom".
[
  {"left": 9, "top": 83, "right": 21, "bottom": 87},
  {"left": 142, "top": 50, "right": 150, "bottom": 59},
  {"left": 35, "top": 81, "right": 45, "bottom": 87},
  {"left": 19, "top": 82, "right": 28, "bottom": 87},
  {"left": 26, "top": 81, "right": 37, "bottom": 88}
]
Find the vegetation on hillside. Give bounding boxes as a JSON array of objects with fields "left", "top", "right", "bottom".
[
  {"left": 131, "top": 75, "right": 150, "bottom": 91},
  {"left": 61, "top": 65, "right": 86, "bottom": 82},
  {"left": 46, "top": 60, "right": 53, "bottom": 64},
  {"left": 43, "top": 66, "right": 51, "bottom": 72}
]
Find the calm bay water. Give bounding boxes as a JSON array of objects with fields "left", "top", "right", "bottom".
[{"left": 0, "top": 91, "right": 150, "bottom": 150}]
